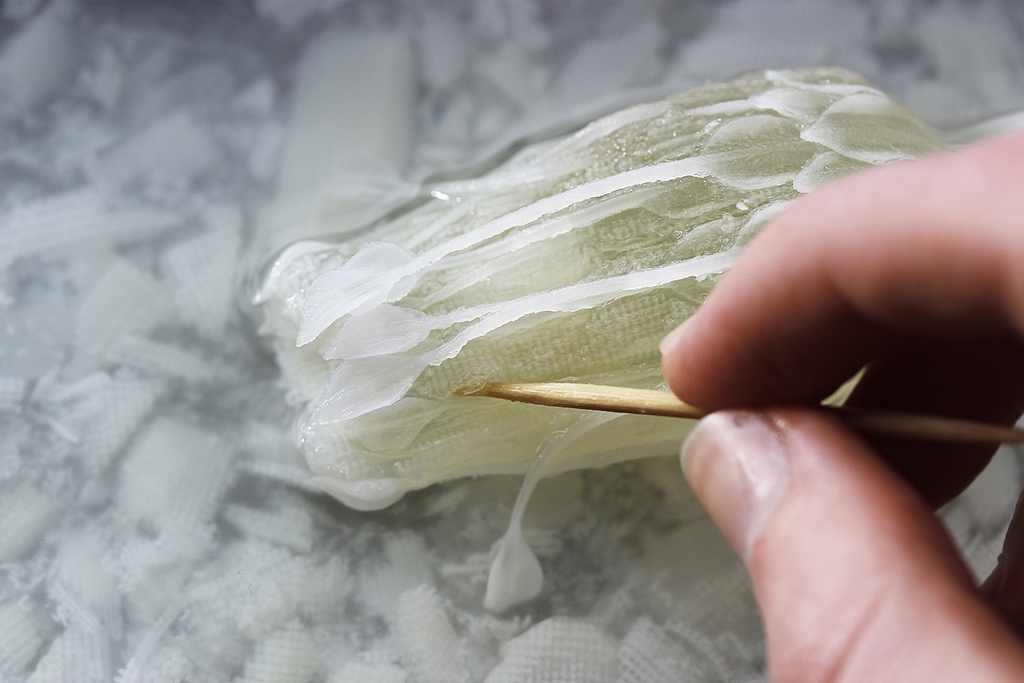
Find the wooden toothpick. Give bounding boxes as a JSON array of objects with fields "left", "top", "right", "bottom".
[{"left": 457, "top": 381, "right": 1024, "bottom": 445}]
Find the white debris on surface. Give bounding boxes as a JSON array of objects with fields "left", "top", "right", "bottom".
[
  {"left": 484, "top": 617, "right": 618, "bottom": 683},
  {"left": 940, "top": 446, "right": 1024, "bottom": 580},
  {"left": 0, "top": 2, "right": 76, "bottom": 119},
  {"left": 0, "top": 190, "right": 177, "bottom": 273},
  {"left": 239, "top": 623, "right": 317, "bottom": 683},
  {"left": 0, "top": 482, "right": 59, "bottom": 562},
  {"left": 26, "top": 622, "right": 110, "bottom": 683},
  {"left": 359, "top": 532, "right": 436, "bottom": 621},
  {"left": 0, "top": 377, "right": 26, "bottom": 411},
  {"left": 69, "top": 260, "right": 176, "bottom": 377},
  {"left": 116, "top": 418, "right": 232, "bottom": 532},
  {"left": 64, "top": 376, "right": 164, "bottom": 476},
  {"left": 396, "top": 584, "right": 468, "bottom": 683},
  {"left": 0, "top": 2, "right": 1019, "bottom": 683},
  {"left": 255, "top": 28, "right": 416, "bottom": 259},
  {"left": 0, "top": 414, "right": 29, "bottom": 481},
  {"left": 222, "top": 498, "right": 316, "bottom": 554},
  {"left": 106, "top": 335, "right": 228, "bottom": 384},
  {"left": 160, "top": 205, "right": 242, "bottom": 340},
  {"left": 329, "top": 660, "right": 409, "bottom": 683},
  {"left": 0, "top": 599, "right": 46, "bottom": 678}
]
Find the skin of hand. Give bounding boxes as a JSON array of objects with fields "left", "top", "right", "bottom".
[{"left": 660, "top": 130, "right": 1024, "bottom": 682}]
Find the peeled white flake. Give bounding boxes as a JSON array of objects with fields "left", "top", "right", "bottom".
[
  {"left": 396, "top": 585, "right": 467, "bottom": 683},
  {"left": 0, "top": 189, "right": 178, "bottom": 272},
  {"left": 106, "top": 335, "right": 226, "bottom": 384},
  {"left": 26, "top": 626, "right": 109, "bottom": 683},
  {"left": 256, "top": 68, "right": 942, "bottom": 511},
  {"left": 617, "top": 618, "right": 719, "bottom": 683},
  {"left": 93, "top": 110, "right": 219, "bottom": 201},
  {"left": 160, "top": 205, "right": 242, "bottom": 338},
  {"left": 0, "top": 481, "right": 59, "bottom": 562},
  {"left": 358, "top": 532, "right": 435, "bottom": 620},
  {"left": 222, "top": 501, "right": 315, "bottom": 554},
  {"left": 483, "top": 617, "right": 618, "bottom": 683},
  {"left": 256, "top": 28, "right": 415, "bottom": 257},
  {"left": 116, "top": 418, "right": 231, "bottom": 532},
  {"left": 0, "top": 599, "right": 46, "bottom": 677},
  {"left": 0, "top": 415, "right": 28, "bottom": 482},
  {"left": 0, "top": 377, "right": 26, "bottom": 411},
  {"left": 53, "top": 532, "right": 123, "bottom": 640},
  {"left": 239, "top": 624, "right": 317, "bottom": 683},
  {"left": 70, "top": 260, "right": 175, "bottom": 377},
  {"left": 69, "top": 376, "right": 164, "bottom": 475},
  {"left": 329, "top": 661, "right": 409, "bottom": 683},
  {"left": 0, "top": 2, "right": 76, "bottom": 118}
]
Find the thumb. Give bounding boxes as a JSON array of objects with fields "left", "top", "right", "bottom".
[{"left": 681, "top": 409, "right": 1024, "bottom": 683}]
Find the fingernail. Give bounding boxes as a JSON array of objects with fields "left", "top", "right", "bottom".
[
  {"left": 659, "top": 322, "right": 689, "bottom": 358},
  {"left": 681, "top": 410, "right": 791, "bottom": 561}
]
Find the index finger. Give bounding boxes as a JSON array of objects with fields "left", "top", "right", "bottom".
[
  {"left": 661, "top": 131, "right": 1024, "bottom": 409},
  {"left": 660, "top": 132, "right": 1024, "bottom": 505}
]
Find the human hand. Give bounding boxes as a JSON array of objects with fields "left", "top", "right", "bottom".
[{"left": 660, "top": 131, "right": 1024, "bottom": 682}]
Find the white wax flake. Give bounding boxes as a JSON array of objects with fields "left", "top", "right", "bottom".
[
  {"left": 106, "top": 335, "right": 226, "bottom": 384},
  {"left": 617, "top": 618, "right": 725, "bottom": 683},
  {"left": 476, "top": 43, "right": 549, "bottom": 109},
  {"left": 67, "top": 376, "right": 164, "bottom": 475},
  {"left": 0, "top": 377, "right": 26, "bottom": 411},
  {"left": 257, "top": 67, "right": 942, "bottom": 512},
  {"left": 359, "top": 532, "right": 436, "bottom": 619},
  {"left": 801, "top": 92, "right": 940, "bottom": 164},
  {"left": 222, "top": 502, "right": 315, "bottom": 554},
  {"left": 92, "top": 110, "right": 220, "bottom": 201},
  {"left": 484, "top": 617, "right": 618, "bottom": 683},
  {"left": 417, "top": 11, "right": 470, "bottom": 92},
  {"left": 959, "top": 447, "right": 1021, "bottom": 528},
  {"left": 70, "top": 260, "right": 176, "bottom": 377},
  {"left": 116, "top": 418, "right": 232, "bottom": 536},
  {"left": 124, "top": 646, "right": 194, "bottom": 683},
  {"left": 183, "top": 541, "right": 350, "bottom": 645},
  {"left": 548, "top": 16, "right": 665, "bottom": 107},
  {"left": 0, "top": 189, "right": 178, "bottom": 272},
  {"left": 160, "top": 206, "right": 242, "bottom": 339},
  {"left": 0, "top": 481, "right": 59, "bottom": 562},
  {"left": 0, "top": 2, "right": 76, "bottom": 119},
  {"left": 903, "top": 2, "right": 1024, "bottom": 126},
  {"left": 26, "top": 625, "right": 110, "bottom": 683},
  {"left": 239, "top": 623, "right": 317, "bottom": 683},
  {"left": 77, "top": 42, "right": 124, "bottom": 112},
  {"left": 329, "top": 660, "right": 409, "bottom": 683},
  {"left": 940, "top": 446, "right": 1023, "bottom": 579},
  {"left": 0, "top": 414, "right": 28, "bottom": 482},
  {"left": 53, "top": 532, "right": 123, "bottom": 639},
  {"left": 0, "top": 599, "right": 46, "bottom": 677},
  {"left": 256, "top": 28, "right": 416, "bottom": 256},
  {"left": 674, "top": 1, "right": 870, "bottom": 81},
  {"left": 396, "top": 584, "right": 468, "bottom": 683}
]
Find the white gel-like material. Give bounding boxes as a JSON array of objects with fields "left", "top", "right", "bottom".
[{"left": 257, "top": 68, "right": 942, "bottom": 514}]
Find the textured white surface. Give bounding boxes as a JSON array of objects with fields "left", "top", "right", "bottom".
[{"left": 0, "top": 2, "right": 1020, "bottom": 682}]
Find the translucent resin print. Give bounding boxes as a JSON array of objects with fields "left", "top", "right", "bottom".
[{"left": 256, "top": 67, "right": 942, "bottom": 511}]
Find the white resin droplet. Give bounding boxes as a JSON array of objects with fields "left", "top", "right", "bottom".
[
  {"left": 485, "top": 413, "right": 615, "bottom": 612},
  {"left": 484, "top": 528, "right": 543, "bottom": 614}
]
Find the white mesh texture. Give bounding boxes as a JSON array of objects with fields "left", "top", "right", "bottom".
[{"left": 484, "top": 617, "right": 618, "bottom": 683}]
